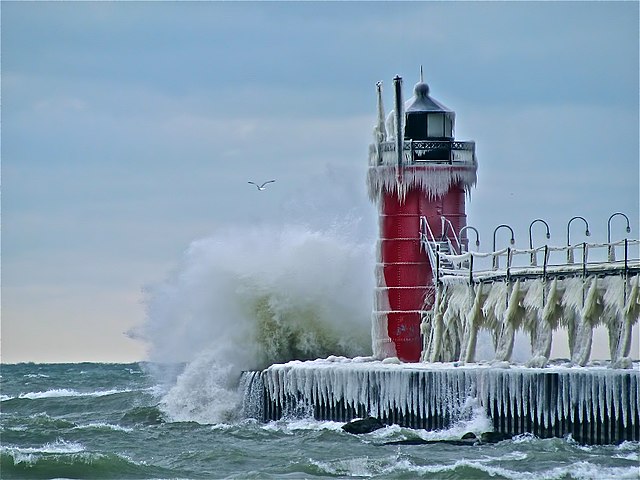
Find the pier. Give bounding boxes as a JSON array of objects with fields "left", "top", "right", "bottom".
[
  {"left": 420, "top": 216, "right": 640, "bottom": 367},
  {"left": 240, "top": 230, "right": 640, "bottom": 445},
  {"left": 242, "top": 361, "right": 640, "bottom": 445}
]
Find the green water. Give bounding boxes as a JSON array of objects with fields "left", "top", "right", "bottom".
[{"left": 1, "top": 363, "right": 638, "bottom": 479}]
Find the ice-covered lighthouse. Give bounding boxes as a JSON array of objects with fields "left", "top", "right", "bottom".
[{"left": 368, "top": 71, "right": 478, "bottom": 362}]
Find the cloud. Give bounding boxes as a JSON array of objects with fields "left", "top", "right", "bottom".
[{"left": 2, "top": 1, "right": 638, "bottom": 362}]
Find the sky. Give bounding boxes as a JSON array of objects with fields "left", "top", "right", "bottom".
[{"left": 2, "top": 1, "right": 639, "bottom": 363}]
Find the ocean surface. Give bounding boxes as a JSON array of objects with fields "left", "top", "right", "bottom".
[{"left": 1, "top": 362, "right": 638, "bottom": 480}]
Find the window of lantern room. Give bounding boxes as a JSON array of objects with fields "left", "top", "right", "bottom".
[
  {"left": 427, "top": 113, "right": 445, "bottom": 138},
  {"left": 404, "top": 114, "right": 426, "bottom": 140}
]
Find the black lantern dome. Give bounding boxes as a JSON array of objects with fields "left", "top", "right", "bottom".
[{"left": 404, "top": 75, "right": 455, "bottom": 141}]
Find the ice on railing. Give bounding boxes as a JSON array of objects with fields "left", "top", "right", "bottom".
[
  {"left": 431, "top": 239, "right": 640, "bottom": 280},
  {"left": 420, "top": 274, "right": 640, "bottom": 367},
  {"left": 247, "top": 359, "right": 640, "bottom": 435}
]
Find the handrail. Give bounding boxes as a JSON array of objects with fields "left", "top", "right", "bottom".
[
  {"left": 420, "top": 216, "right": 440, "bottom": 275},
  {"left": 432, "top": 239, "right": 640, "bottom": 283},
  {"left": 441, "top": 217, "right": 462, "bottom": 254}
]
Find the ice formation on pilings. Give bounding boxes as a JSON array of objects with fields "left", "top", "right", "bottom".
[
  {"left": 366, "top": 165, "right": 477, "bottom": 203},
  {"left": 420, "top": 274, "right": 640, "bottom": 367},
  {"left": 246, "top": 358, "right": 640, "bottom": 444}
]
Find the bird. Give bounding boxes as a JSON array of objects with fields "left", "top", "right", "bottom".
[{"left": 248, "top": 180, "right": 276, "bottom": 191}]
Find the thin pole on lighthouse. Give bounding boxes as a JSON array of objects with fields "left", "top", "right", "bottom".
[
  {"left": 376, "top": 82, "right": 386, "bottom": 141},
  {"left": 375, "top": 82, "right": 386, "bottom": 165},
  {"left": 393, "top": 75, "right": 404, "bottom": 185}
]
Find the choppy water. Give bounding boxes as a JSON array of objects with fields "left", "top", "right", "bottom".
[{"left": 1, "top": 362, "right": 638, "bottom": 479}]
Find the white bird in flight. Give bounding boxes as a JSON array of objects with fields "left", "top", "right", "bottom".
[{"left": 248, "top": 180, "right": 276, "bottom": 191}]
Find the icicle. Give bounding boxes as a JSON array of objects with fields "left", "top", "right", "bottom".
[
  {"left": 526, "top": 279, "right": 561, "bottom": 367},
  {"left": 618, "top": 275, "right": 640, "bottom": 364},
  {"left": 568, "top": 373, "right": 575, "bottom": 423},
  {"left": 514, "top": 372, "right": 523, "bottom": 421},
  {"left": 621, "top": 371, "right": 629, "bottom": 428},
  {"left": 554, "top": 373, "right": 562, "bottom": 427},
  {"left": 571, "top": 277, "right": 602, "bottom": 366},
  {"left": 495, "top": 280, "right": 523, "bottom": 362},
  {"left": 576, "top": 374, "right": 584, "bottom": 424},
  {"left": 366, "top": 164, "right": 477, "bottom": 203},
  {"left": 459, "top": 283, "right": 485, "bottom": 363},
  {"left": 482, "top": 282, "right": 507, "bottom": 354},
  {"left": 549, "top": 373, "right": 557, "bottom": 427},
  {"left": 563, "top": 373, "right": 571, "bottom": 424},
  {"left": 419, "top": 372, "right": 426, "bottom": 420},
  {"left": 584, "top": 373, "right": 593, "bottom": 426},
  {"left": 426, "top": 286, "right": 447, "bottom": 362},
  {"left": 524, "top": 373, "right": 533, "bottom": 422},
  {"left": 501, "top": 372, "right": 508, "bottom": 420},
  {"left": 590, "top": 371, "right": 598, "bottom": 426},
  {"left": 606, "top": 373, "right": 615, "bottom": 424},
  {"left": 429, "top": 371, "right": 436, "bottom": 418},
  {"left": 631, "top": 374, "right": 637, "bottom": 430},
  {"left": 598, "top": 370, "right": 606, "bottom": 424},
  {"left": 537, "top": 373, "right": 546, "bottom": 428}
]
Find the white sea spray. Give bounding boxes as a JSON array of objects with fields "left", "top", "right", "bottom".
[{"left": 140, "top": 212, "right": 376, "bottom": 423}]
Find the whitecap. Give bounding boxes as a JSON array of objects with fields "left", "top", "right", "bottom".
[
  {"left": 18, "top": 388, "right": 133, "bottom": 400},
  {"left": 74, "top": 422, "right": 134, "bottom": 433},
  {"left": 262, "top": 418, "right": 345, "bottom": 434},
  {"left": 1, "top": 439, "right": 85, "bottom": 455}
]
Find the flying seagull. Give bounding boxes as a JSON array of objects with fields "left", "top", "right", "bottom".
[{"left": 248, "top": 180, "right": 276, "bottom": 191}]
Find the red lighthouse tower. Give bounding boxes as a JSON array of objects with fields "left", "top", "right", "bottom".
[{"left": 368, "top": 72, "right": 477, "bottom": 362}]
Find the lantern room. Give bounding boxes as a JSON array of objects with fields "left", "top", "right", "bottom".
[{"left": 404, "top": 80, "right": 455, "bottom": 141}]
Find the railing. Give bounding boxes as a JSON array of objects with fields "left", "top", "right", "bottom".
[
  {"left": 370, "top": 139, "right": 476, "bottom": 166},
  {"left": 420, "top": 216, "right": 463, "bottom": 284},
  {"left": 440, "top": 216, "right": 462, "bottom": 253},
  {"left": 425, "top": 238, "right": 640, "bottom": 285}
]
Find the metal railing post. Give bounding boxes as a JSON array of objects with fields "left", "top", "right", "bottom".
[{"left": 435, "top": 244, "right": 441, "bottom": 285}]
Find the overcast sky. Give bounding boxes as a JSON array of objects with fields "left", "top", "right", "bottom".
[{"left": 3, "top": 1, "right": 639, "bottom": 363}]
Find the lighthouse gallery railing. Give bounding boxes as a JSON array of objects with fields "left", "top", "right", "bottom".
[{"left": 370, "top": 140, "right": 476, "bottom": 166}]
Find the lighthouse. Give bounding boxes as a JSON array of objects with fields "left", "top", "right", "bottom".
[{"left": 368, "top": 71, "right": 478, "bottom": 362}]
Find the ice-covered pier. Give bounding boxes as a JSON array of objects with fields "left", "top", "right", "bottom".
[
  {"left": 242, "top": 360, "right": 640, "bottom": 445},
  {"left": 240, "top": 235, "right": 640, "bottom": 445}
]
